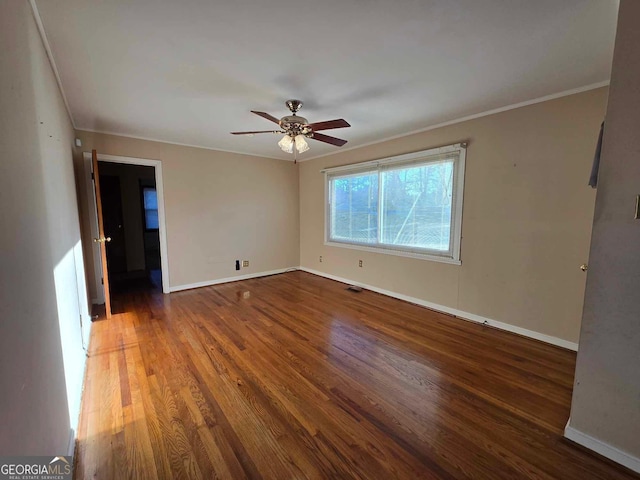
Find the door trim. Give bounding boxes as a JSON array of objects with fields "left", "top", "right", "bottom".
[
  {"left": 91, "top": 150, "right": 112, "bottom": 318},
  {"left": 82, "top": 152, "right": 171, "bottom": 294}
]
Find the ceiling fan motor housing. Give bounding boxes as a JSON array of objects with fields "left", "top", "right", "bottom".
[{"left": 280, "top": 115, "right": 311, "bottom": 137}]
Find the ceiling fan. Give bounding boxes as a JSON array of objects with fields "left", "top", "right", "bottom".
[{"left": 231, "top": 100, "right": 350, "bottom": 160}]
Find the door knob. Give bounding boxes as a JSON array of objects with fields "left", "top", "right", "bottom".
[
  {"left": 93, "top": 237, "right": 112, "bottom": 243},
  {"left": 580, "top": 264, "right": 588, "bottom": 272}
]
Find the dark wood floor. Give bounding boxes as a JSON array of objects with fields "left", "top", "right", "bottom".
[{"left": 75, "top": 271, "right": 638, "bottom": 479}]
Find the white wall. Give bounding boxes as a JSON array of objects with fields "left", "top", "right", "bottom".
[
  {"left": 0, "top": 0, "right": 89, "bottom": 455},
  {"left": 566, "top": 0, "right": 640, "bottom": 473}
]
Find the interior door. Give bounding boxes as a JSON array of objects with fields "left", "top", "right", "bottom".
[
  {"left": 91, "top": 149, "right": 112, "bottom": 318},
  {"left": 99, "top": 175, "right": 127, "bottom": 275}
]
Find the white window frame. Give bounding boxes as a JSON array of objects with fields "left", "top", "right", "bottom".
[{"left": 323, "top": 143, "right": 466, "bottom": 265}]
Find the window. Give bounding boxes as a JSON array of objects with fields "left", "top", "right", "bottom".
[
  {"left": 142, "top": 187, "right": 159, "bottom": 230},
  {"left": 325, "top": 143, "right": 466, "bottom": 263}
]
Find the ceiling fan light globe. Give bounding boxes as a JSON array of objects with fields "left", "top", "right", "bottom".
[
  {"left": 295, "top": 135, "right": 310, "bottom": 154},
  {"left": 278, "top": 135, "right": 294, "bottom": 153}
]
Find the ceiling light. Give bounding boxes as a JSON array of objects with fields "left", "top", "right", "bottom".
[
  {"left": 295, "top": 135, "right": 309, "bottom": 153},
  {"left": 278, "top": 135, "right": 294, "bottom": 153}
]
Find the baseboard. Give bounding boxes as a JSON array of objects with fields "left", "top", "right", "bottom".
[
  {"left": 565, "top": 420, "right": 640, "bottom": 474},
  {"left": 169, "top": 267, "right": 298, "bottom": 293},
  {"left": 299, "top": 267, "right": 579, "bottom": 351}
]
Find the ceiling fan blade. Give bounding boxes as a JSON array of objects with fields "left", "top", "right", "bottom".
[
  {"left": 310, "top": 132, "right": 348, "bottom": 147},
  {"left": 230, "top": 130, "right": 281, "bottom": 135},
  {"left": 307, "top": 119, "right": 351, "bottom": 131},
  {"left": 251, "top": 110, "right": 281, "bottom": 125}
]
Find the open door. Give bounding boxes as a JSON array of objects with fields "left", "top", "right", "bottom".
[{"left": 91, "top": 149, "right": 112, "bottom": 318}]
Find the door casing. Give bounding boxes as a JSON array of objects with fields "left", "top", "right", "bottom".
[{"left": 82, "top": 151, "right": 171, "bottom": 298}]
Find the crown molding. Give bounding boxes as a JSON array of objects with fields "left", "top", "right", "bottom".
[
  {"left": 29, "top": 0, "right": 76, "bottom": 128},
  {"left": 300, "top": 80, "right": 610, "bottom": 162},
  {"left": 76, "top": 128, "right": 289, "bottom": 161},
  {"left": 79, "top": 80, "right": 609, "bottom": 163}
]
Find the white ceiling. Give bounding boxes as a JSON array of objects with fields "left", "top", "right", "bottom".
[{"left": 35, "top": 0, "right": 618, "bottom": 161}]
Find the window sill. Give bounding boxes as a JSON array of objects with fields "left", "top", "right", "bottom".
[{"left": 324, "top": 241, "right": 462, "bottom": 265}]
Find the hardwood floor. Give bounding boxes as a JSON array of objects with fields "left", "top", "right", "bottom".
[{"left": 75, "top": 271, "right": 638, "bottom": 479}]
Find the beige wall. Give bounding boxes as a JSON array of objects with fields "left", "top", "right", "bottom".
[
  {"left": 0, "top": 0, "right": 89, "bottom": 455},
  {"left": 75, "top": 131, "right": 300, "bottom": 292},
  {"left": 299, "top": 88, "right": 608, "bottom": 345},
  {"left": 568, "top": 0, "right": 640, "bottom": 468}
]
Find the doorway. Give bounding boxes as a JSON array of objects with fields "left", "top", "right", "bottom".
[
  {"left": 99, "top": 173, "right": 128, "bottom": 276},
  {"left": 98, "top": 161, "right": 161, "bottom": 295},
  {"left": 82, "top": 152, "right": 170, "bottom": 311}
]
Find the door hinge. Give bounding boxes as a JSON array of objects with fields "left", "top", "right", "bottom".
[
  {"left": 91, "top": 172, "right": 95, "bottom": 181},
  {"left": 101, "top": 277, "right": 104, "bottom": 284}
]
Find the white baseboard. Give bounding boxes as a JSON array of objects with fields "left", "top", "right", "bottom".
[
  {"left": 169, "top": 267, "right": 298, "bottom": 293},
  {"left": 565, "top": 420, "right": 640, "bottom": 474},
  {"left": 299, "top": 267, "right": 578, "bottom": 351}
]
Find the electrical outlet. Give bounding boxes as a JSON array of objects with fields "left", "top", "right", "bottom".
[
  {"left": 358, "top": 260, "right": 363, "bottom": 267},
  {"left": 242, "top": 260, "right": 249, "bottom": 267},
  {"left": 235, "top": 260, "right": 240, "bottom": 271},
  {"left": 319, "top": 255, "right": 323, "bottom": 263}
]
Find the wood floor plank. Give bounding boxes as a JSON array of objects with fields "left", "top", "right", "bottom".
[{"left": 74, "top": 271, "right": 640, "bottom": 480}]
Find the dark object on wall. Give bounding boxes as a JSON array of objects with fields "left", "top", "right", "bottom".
[{"left": 589, "top": 121, "right": 605, "bottom": 188}]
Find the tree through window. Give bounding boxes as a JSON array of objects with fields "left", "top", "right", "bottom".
[{"left": 325, "top": 144, "right": 466, "bottom": 263}]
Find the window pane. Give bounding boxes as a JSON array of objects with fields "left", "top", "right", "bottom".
[
  {"left": 145, "top": 209, "right": 159, "bottom": 229},
  {"left": 330, "top": 172, "right": 378, "bottom": 243},
  {"left": 381, "top": 161, "right": 454, "bottom": 251},
  {"left": 143, "top": 188, "right": 158, "bottom": 209}
]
